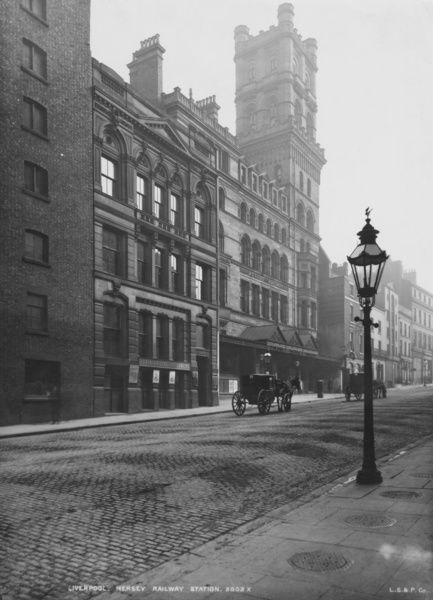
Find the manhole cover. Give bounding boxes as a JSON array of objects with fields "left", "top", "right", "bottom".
[
  {"left": 411, "top": 473, "right": 433, "bottom": 478},
  {"left": 344, "top": 514, "right": 396, "bottom": 529},
  {"left": 380, "top": 491, "right": 420, "bottom": 500},
  {"left": 288, "top": 550, "right": 353, "bottom": 573}
]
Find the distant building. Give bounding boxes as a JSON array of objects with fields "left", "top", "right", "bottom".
[
  {"left": 319, "top": 250, "right": 433, "bottom": 390},
  {"left": 0, "top": 0, "right": 94, "bottom": 425}
]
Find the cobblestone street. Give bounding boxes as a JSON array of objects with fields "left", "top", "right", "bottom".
[{"left": 1, "top": 390, "right": 432, "bottom": 600}]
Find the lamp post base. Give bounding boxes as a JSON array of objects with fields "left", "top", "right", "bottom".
[{"left": 356, "top": 468, "right": 383, "bottom": 485}]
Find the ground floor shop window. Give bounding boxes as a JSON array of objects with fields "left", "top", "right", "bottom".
[{"left": 25, "top": 359, "right": 60, "bottom": 396}]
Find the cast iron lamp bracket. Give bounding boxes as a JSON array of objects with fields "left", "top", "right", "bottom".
[{"left": 354, "top": 316, "right": 379, "bottom": 328}]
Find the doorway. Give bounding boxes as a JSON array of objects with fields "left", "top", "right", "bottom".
[
  {"left": 197, "top": 356, "right": 211, "bottom": 406},
  {"left": 105, "top": 366, "right": 126, "bottom": 413}
]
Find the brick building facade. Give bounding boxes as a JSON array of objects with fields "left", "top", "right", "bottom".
[{"left": 0, "top": 0, "right": 94, "bottom": 425}]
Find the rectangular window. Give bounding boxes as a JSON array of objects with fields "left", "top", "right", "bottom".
[
  {"left": 25, "top": 359, "right": 60, "bottom": 396},
  {"left": 156, "top": 316, "right": 169, "bottom": 359},
  {"left": 103, "top": 304, "right": 123, "bottom": 356},
  {"left": 102, "top": 227, "right": 124, "bottom": 276},
  {"left": 170, "top": 254, "right": 181, "bottom": 293},
  {"left": 154, "top": 248, "right": 164, "bottom": 288},
  {"left": 22, "top": 39, "right": 47, "bottom": 79},
  {"left": 240, "top": 280, "right": 250, "bottom": 313},
  {"left": 172, "top": 319, "right": 185, "bottom": 361},
  {"left": 241, "top": 166, "right": 247, "bottom": 184},
  {"left": 23, "top": 97, "right": 47, "bottom": 136},
  {"left": 101, "top": 156, "right": 117, "bottom": 197},
  {"left": 24, "top": 230, "right": 48, "bottom": 264},
  {"left": 21, "top": 0, "right": 47, "bottom": 20},
  {"left": 263, "top": 182, "right": 268, "bottom": 200},
  {"left": 272, "top": 189, "right": 278, "bottom": 206},
  {"left": 137, "top": 241, "right": 148, "bottom": 284},
  {"left": 196, "top": 323, "right": 209, "bottom": 349},
  {"left": 138, "top": 312, "right": 152, "bottom": 358},
  {"left": 262, "top": 288, "right": 269, "bottom": 319},
  {"left": 26, "top": 292, "right": 47, "bottom": 332},
  {"left": 271, "top": 292, "right": 279, "bottom": 322},
  {"left": 153, "top": 184, "right": 163, "bottom": 219},
  {"left": 219, "top": 269, "right": 227, "bottom": 307},
  {"left": 136, "top": 175, "right": 147, "bottom": 211},
  {"left": 219, "top": 150, "right": 229, "bottom": 173},
  {"left": 252, "top": 174, "right": 258, "bottom": 193},
  {"left": 194, "top": 206, "right": 204, "bottom": 238},
  {"left": 280, "top": 295, "right": 288, "bottom": 324},
  {"left": 252, "top": 285, "right": 260, "bottom": 316},
  {"left": 24, "top": 161, "right": 48, "bottom": 197},
  {"left": 170, "top": 193, "right": 180, "bottom": 228},
  {"left": 195, "top": 264, "right": 203, "bottom": 300}
]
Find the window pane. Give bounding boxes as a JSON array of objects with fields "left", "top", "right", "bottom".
[{"left": 26, "top": 293, "right": 47, "bottom": 331}]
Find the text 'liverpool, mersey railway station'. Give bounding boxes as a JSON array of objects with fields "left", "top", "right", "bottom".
[{"left": 1, "top": 1, "right": 432, "bottom": 425}]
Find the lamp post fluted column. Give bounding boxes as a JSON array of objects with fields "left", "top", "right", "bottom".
[
  {"left": 356, "top": 301, "right": 382, "bottom": 484},
  {"left": 347, "top": 208, "right": 388, "bottom": 486}
]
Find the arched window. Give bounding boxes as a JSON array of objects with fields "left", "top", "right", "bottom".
[
  {"left": 169, "top": 173, "right": 183, "bottom": 230},
  {"left": 306, "top": 210, "right": 315, "bottom": 232},
  {"left": 218, "top": 187, "right": 225, "bottom": 211},
  {"left": 281, "top": 228, "right": 287, "bottom": 245},
  {"left": 294, "top": 100, "right": 302, "bottom": 127},
  {"left": 194, "top": 182, "right": 210, "bottom": 240},
  {"left": 266, "top": 218, "right": 272, "bottom": 237},
  {"left": 153, "top": 163, "right": 169, "bottom": 221},
  {"left": 249, "top": 207, "right": 256, "bottom": 228},
  {"left": 241, "top": 235, "right": 251, "bottom": 266},
  {"left": 252, "top": 240, "right": 262, "bottom": 271},
  {"left": 306, "top": 113, "right": 314, "bottom": 138},
  {"left": 296, "top": 203, "right": 305, "bottom": 226},
  {"left": 271, "top": 250, "right": 280, "bottom": 279},
  {"left": 262, "top": 246, "right": 270, "bottom": 275},
  {"left": 240, "top": 202, "right": 247, "bottom": 223},
  {"left": 280, "top": 255, "right": 289, "bottom": 283},
  {"left": 273, "top": 223, "right": 280, "bottom": 241},
  {"left": 269, "top": 96, "right": 277, "bottom": 125},
  {"left": 299, "top": 171, "right": 304, "bottom": 191},
  {"left": 101, "top": 130, "right": 125, "bottom": 201},
  {"left": 247, "top": 104, "right": 256, "bottom": 129},
  {"left": 136, "top": 152, "right": 151, "bottom": 212},
  {"left": 258, "top": 213, "right": 264, "bottom": 233},
  {"left": 218, "top": 221, "right": 224, "bottom": 253}
]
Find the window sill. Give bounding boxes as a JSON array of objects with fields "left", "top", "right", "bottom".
[
  {"left": 23, "top": 257, "right": 51, "bottom": 268},
  {"left": 26, "top": 330, "right": 49, "bottom": 337},
  {"left": 21, "top": 125, "right": 49, "bottom": 141},
  {"left": 20, "top": 6, "right": 48, "bottom": 26},
  {"left": 22, "top": 188, "right": 50, "bottom": 203},
  {"left": 21, "top": 66, "right": 49, "bottom": 85}
]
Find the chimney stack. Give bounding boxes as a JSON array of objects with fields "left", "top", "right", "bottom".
[{"left": 128, "top": 34, "right": 165, "bottom": 103}]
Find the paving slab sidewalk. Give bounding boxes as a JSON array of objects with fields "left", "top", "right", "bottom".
[{"left": 92, "top": 437, "right": 433, "bottom": 600}]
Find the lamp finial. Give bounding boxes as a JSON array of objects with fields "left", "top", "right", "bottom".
[{"left": 365, "top": 207, "right": 372, "bottom": 222}]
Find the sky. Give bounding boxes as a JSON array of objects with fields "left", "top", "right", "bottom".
[{"left": 91, "top": 0, "right": 433, "bottom": 292}]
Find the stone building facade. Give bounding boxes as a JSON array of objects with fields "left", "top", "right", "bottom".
[{"left": 0, "top": 0, "right": 94, "bottom": 425}]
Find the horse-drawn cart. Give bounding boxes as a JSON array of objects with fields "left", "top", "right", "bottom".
[
  {"left": 345, "top": 373, "right": 387, "bottom": 401},
  {"left": 231, "top": 374, "right": 293, "bottom": 416}
]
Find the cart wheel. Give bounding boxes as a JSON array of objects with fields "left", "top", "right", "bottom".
[
  {"left": 232, "top": 391, "right": 246, "bottom": 416},
  {"left": 282, "top": 391, "right": 292, "bottom": 412},
  {"left": 257, "top": 389, "right": 272, "bottom": 415}
]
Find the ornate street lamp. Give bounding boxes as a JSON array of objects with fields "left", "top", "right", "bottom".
[{"left": 347, "top": 209, "right": 389, "bottom": 484}]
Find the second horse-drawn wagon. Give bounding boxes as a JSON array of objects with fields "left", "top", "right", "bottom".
[
  {"left": 231, "top": 374, "right": 293, "bottom": 416},
  {"left": 345, "top": 373, "right": 387, "bottom": 401}
]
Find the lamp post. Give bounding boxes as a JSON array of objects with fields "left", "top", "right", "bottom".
[{"left": 347, "top": 209, "right": 388, "bottom": 485}]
